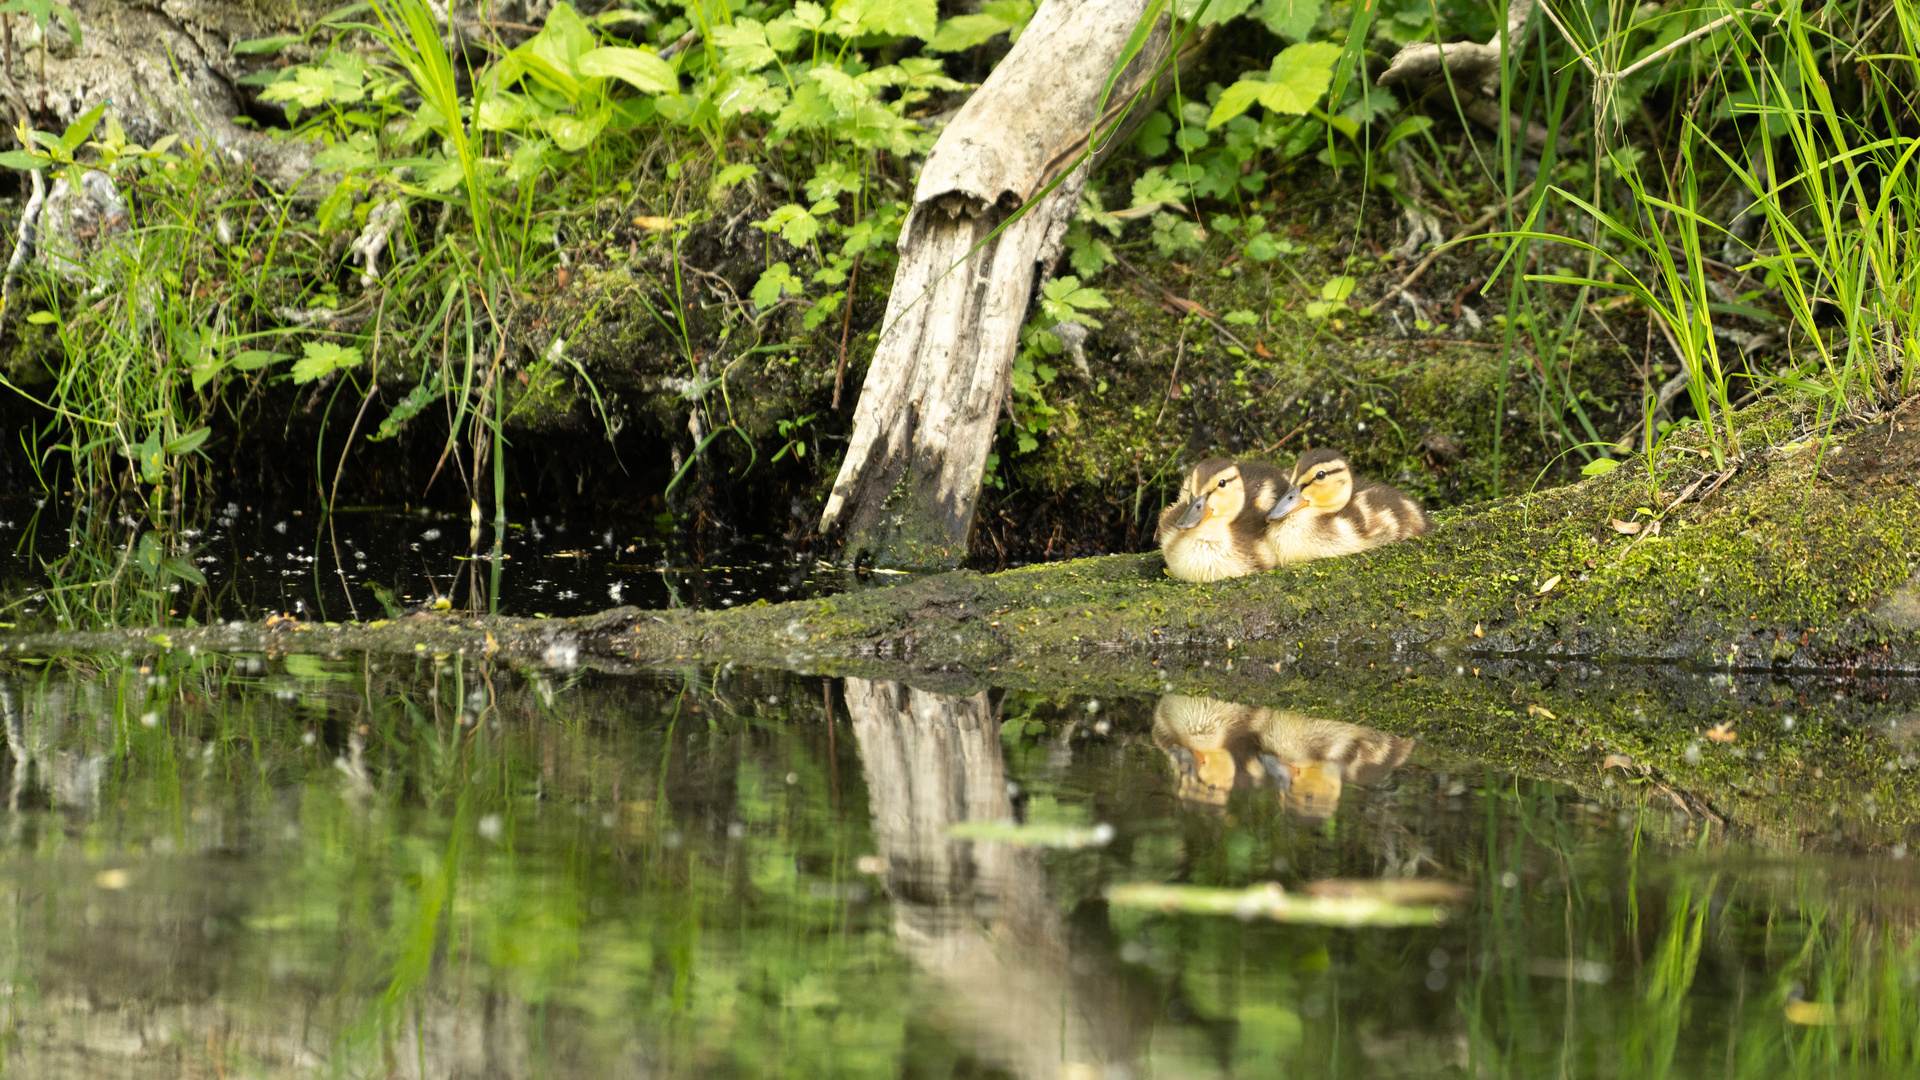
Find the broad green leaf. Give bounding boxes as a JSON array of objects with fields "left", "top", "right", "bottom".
[
  {"left": 291, "top": 341, "right": 365, "bottom": 384},
  {"left": 163, "top": 427, "right": 211, "bottom": 455},
  {"left": 545, "top": 107, "right": 609, "bottom": 152},
  {"left": 159, "top": 555, "right": 208, "bottom": 587},
  {"left": 0, "top": 149, "right": 47, "bottom": 169},
  {"left": 24, "top": 310, "right": 57, "bottom": 325},
  {"left": 1582, "top": 457, "right": 1621, "bottom": 476},
  {"left": 1319, "top": 275, "right": 1355, "bottom": 301},
  {"left": 1209, "top": 81, "right": 1266, "bottom": 129},
  {"left": 1260, "top": 0, "right": 1322, "bottom": 39},
  {"left": 578, "top": 46, "right": 678, "bottom": 94},
  {"left": 60, "top": 102, "right": 107, "bottom": 152},
  {"left": 1257, "top": 41, "right": 1342, "bottom": 114},
  {"left": 476, "top": 92, "right": 534, "bottom": 131},
  {"left": 1180, "top": 0, "right": 1254, "bottom": 25}
]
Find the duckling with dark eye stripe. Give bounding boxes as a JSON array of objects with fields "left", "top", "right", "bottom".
[
  {"left": 1156, "top": 457, "right": 1290, "bottom": 582},
  {"left": 1262, "top": 448, "right": 1427, "bottom": 565}
]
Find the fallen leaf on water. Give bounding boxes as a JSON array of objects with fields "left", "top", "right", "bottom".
[
  {"left": 1602, "top": 754, "right": 1636, "bottom": 770},
  {"left": 1705, "top": 721, "right": 1737, "bottom": 743},
  {"left": 1528, "top": 705, "right": 1558, "bottom": 720},
  {"left": 632, "top": 215, "right": 674, "bottom": 231},
  {"left": 1537, "top": 575, "right": 1562, "bottom": 594},
  {"left": 1610, "top": 518, "right": 1643, "bottom": 534}
]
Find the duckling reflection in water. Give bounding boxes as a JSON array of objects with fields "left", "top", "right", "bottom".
[
  {"left": 1153, "top": 694, "right": 1415, "bottom": 820},
  {"left": 1263, "top": 448, "right": 1428, "bottom": 566},
  {"left": 1155, "top": 457, "right": 1288, "bottom": 582}
]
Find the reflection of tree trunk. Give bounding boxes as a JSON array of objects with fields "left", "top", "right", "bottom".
[
  {"left": 818, "top": 0, "right": 1180, "bottom": 568},
  {"left": 844, "top": 678, "right": 1147, "bottom": 1078}
]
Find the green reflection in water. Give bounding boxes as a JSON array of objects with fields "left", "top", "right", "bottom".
[{"left": 0, "top": 655, "right": 1915, "bottom": 1078}]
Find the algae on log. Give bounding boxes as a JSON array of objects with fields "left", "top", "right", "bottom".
[{"left": 818, "top": 0, "right": 1179, "bottom": 569}]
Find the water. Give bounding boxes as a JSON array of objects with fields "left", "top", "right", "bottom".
[
  {"left": 0, "top": 497, "right": 882, "bottom": 625},
  {"left": 3, "top": 653, "right": 1917, "bottom": 1078}
]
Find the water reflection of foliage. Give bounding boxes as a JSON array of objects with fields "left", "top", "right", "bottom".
[{"left": 2, "top": 660, "right": 1920, "bottom": 1077}]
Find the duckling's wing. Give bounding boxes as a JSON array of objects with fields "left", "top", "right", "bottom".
[{"left": 1351, "top": 481, "right": 1429, "bottom": 541}]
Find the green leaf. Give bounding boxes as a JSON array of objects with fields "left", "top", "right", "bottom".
[
  {"left": 577, "top": 46, "right": 679, "bottom": 94},
  {"left": 229, "top": 350, "right": 287, "bottom": 371},
  {"left": 370, "top": 378, "right": 443, "bottom": 441},
  {"left": 1320, "top": 275, "right": 1355, "bottom": 301},
  {"left": 1133, "top": 112, "right": 1172, "bottom": 158},
  {"left": 751, "top": 261, "right": 802, "bottom": 309},
  {"left": 711, "top": 162, "right": 759, "bottom": 193},
  {"left": 1581, "top": 457, "right": 1621, "bottom": 476},
  {"left": 24, "top": 310, "right": 57, "bottom": 325},
  {"left": 1209, "top": 80, "right": 1267, "bottom": 129},
  {"left": 162, "top": 427, "right": 211, "bottom": 455},
  {"left": 60, "top": 102, "right": 107, "bottom": 152},
  {"left": 232, "top": 33, "right": 304, "bottom": 54},
  {"left": 833, "top": 0, "right": 936, "bottom": 38},
  {"left": 1260, "top": 0, "right": 1323, "bottom": 38},
  {"left": 0, "top": 148, "right": 48, "bottom": 169},
  {"left": 754, "top": 203, "right": 823, "bottom": 247},
  {"left": 1131, "top": 166, "right": 1187, "bottom": 207},
  {"left": 1256, "top": 41, "right": 1342, "bottom": 115},
  {"left": 711, "top": 20, "right": 779, "bottom": 71},
  {"left": 291, "top": 341, "right": 365, "bottom": 384},
  {"left": 545, "top": 107, "right": 610, "bottom": 152},
  {"left": 1222, "top": 309, "right": 1259, "bottom": 326},
  {"left": 158, "top": 554, "right": 208, "bottom": 587},
  {"left": 806, "top": 160, "right": 860, "bottom": 201}
]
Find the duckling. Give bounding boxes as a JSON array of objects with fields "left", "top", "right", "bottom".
[
  {"left": 1262, "top": 448, "right": 1428, "bottom": 566},
  {"left": 1244, "top": 709, "right": 1415, "bottom": 822},
  {"left": 1156, "top": 458, "right": 1289, "bottom": 582},
  {"left": 1152, "top": 694, "right": 1258, "bottom": 808}
]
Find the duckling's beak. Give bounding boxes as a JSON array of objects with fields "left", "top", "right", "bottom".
[
  {"left": 1176, "top": 494, "right": 1208, "bottom": 529},
  {"left": 1267, "top": 485, "right": 1303, "bottom": 521}
]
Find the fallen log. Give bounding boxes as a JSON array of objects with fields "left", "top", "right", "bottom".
[{"left": 7, "top": 402, "right": 1920, "bottom": 831}]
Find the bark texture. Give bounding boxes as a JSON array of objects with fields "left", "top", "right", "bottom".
[{"left": 819, "top": 0, "right": 1177, "bottom": 568}]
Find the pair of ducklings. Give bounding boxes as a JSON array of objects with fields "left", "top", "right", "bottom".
[
  {"left": 1156, "top": 448, "right": 1427, "bottom": 582},
  {"left": 1151, "top": 694, "right": 1416, "bottom": 819}
]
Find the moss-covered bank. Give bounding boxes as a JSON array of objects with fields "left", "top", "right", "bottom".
[{"left": 8, "top": 398, "right": 1920, "bottom": 843}]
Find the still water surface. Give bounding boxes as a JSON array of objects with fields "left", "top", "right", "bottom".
[{"left": 2, "top": 653, "right": 1917, "bottom": 1077}]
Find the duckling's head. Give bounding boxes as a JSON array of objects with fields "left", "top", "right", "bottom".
[
  {"left": 1267, "top": 448, "right": 1353, "bottom": 522},
  {"left": 1174, "top": 458, "right": 1253, "bottom": 530}
]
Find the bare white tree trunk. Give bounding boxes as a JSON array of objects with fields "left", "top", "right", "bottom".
[{"left": 819, "top": 0, "right": 1178, "bottom": 567}]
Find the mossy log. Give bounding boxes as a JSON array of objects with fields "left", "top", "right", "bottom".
[{"left": 8, "top": 402, "right": 1920, "bottom": 834}]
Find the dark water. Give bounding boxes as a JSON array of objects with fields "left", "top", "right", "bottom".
[
  {"left": 0, "top": 497, "right": 886, "bottom": 626},
  {"left": 3, "top": 653, "right": 1917, "bottom": 1078}
]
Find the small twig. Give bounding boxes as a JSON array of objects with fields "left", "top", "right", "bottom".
[
  {"left": 658, "top": 28, "right": 701, "bottom": 59},
  {"left": 1154, "top": 330, "right": 1188, "bottom": 427},
  {"left": 833, "top": 253, "right": 862, "bottom": 411}
]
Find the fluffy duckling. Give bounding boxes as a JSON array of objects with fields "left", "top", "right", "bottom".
[
  {"left": 1244, "top": 709, "right": 1415, "bottom": 822},
  {"left": 1156, "top": 458, "right": 1289, "bottom": 582},
  {"left": 1152, "top": 694, "right": 1257, "bottom": 808},
  {"left": 1262, "top": 448, "right": 1428, "bottom": 566}
]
